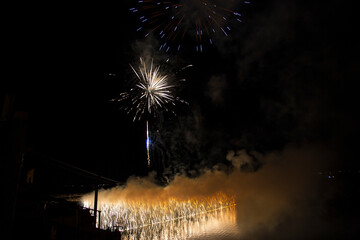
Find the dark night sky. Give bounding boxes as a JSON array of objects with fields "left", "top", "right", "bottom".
[{"left": 4, "top": 0, "right": 360, "bottom": 181}]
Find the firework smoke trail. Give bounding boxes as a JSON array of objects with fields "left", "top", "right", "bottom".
[{"left": 130, "top": 0, "right": 251, "bottom": 52}]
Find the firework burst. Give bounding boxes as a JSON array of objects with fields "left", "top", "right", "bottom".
[
  {"left": 130, "top": 0, "right": 251, "bottom": 52},
  {"left": 112, "top": 57, "right": 189, "bottom": 167},
  {"left": 112, "top": 57, "right": 186, "bottom": 122}
]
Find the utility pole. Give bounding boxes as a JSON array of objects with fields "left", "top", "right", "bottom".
[{"left": 94, "top": 180, "right": 98, "bottom": 228}]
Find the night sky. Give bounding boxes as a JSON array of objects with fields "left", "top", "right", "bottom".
[{"left": 4, "top": 0, "right": 359, "bottom": 181}]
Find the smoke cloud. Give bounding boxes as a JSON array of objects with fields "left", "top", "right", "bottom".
[{"left": 82, "top": 141, "right": 346, "bottom": 239}]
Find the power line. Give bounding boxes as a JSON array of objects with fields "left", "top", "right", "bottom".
[{"left": 28, "top": 150, "right": 121, "bottom": 185}]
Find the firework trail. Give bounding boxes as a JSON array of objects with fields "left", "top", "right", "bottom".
[
  {"left": 146, "top": 120, "right": 150, "bottom": 167},
  {"left": 112, "top": 57, "right": 189, "bottom": 167},
  {"left": 130, "top": 0, "right": 251, "bottom": 52}
]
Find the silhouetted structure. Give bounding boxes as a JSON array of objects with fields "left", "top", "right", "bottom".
[{"left": 1, "top": 92, "right": 121, "bottom": 239}]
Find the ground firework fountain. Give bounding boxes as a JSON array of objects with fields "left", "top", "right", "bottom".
[{"left": 82, "top": 191, "right": 235, "bottom": 234}]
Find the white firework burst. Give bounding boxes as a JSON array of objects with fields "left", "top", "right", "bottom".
[
  {"left": 114, "top": 58, "right": 184, "bottom": 122},
  {"left": 112, "top": 57, "right": 189, "bottom": 167}
]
